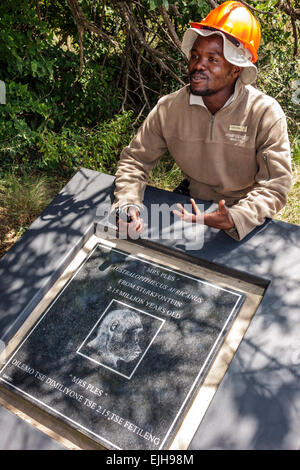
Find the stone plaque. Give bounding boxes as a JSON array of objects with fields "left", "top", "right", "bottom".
[{"left": 0, "top": 243, "right": 245, "bottom": 450}]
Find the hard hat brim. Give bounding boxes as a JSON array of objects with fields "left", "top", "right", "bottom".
[{"left": 182, "top": 28, "right": 257, "bottom": 85}]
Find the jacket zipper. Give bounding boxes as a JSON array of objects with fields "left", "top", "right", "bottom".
[
  {"left": 263, "top": 152, "right": 271, "bottom": 180},
  {"left": 210, "top": 115, "right": 215, "bottom": 141}
]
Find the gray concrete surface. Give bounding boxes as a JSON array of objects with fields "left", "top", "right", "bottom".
[{"left": 0, "top": 168, "right": 299, "bottom": 449}]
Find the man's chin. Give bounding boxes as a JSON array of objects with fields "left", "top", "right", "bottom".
[{"left": 190, "top": 86, "right": 214, "bottom": 96}]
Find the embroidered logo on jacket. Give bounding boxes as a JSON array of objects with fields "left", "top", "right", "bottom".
[
  {"left": 229, "top": 124, "right": 248, "bottom": 132},
  {"left": 226, "top": 133, "right": 249, "bottom": 144}
]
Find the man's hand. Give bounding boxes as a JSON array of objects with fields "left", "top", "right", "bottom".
[
  {"left": 117, "top": 206, "right": 145, "bottom": 237},
  {"left": 173, "top": 198, "right": 235, "bottom": 231}
]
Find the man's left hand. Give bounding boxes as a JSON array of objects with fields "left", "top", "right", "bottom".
[{"left": 173, "top": 198, "right": 235, "bottom": 231}]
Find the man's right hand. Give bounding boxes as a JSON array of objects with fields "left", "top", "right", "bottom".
[{"left": 117, "top": 206, "right": 145, "bottom": 237}]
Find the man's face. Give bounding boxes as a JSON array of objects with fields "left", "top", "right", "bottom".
[{"left": 188, "top": 34, "right": 239, "bottom": 96}]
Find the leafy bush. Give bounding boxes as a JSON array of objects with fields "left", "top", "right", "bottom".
[
  {"left": 255, "top": 3, "right": 299, "bottom": 136},
  {"left": 37, "top": 111, "right": 134, "bottom": 173},
  {"left": 0, "top": 0, "right": 123, "bottom": 170},
  {"left": 0, "top": 0, "right": 298, "bottom": 176}
]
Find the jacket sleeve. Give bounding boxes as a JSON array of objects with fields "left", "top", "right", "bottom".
[
  {"left": 111, "top": 101, "right": 168, "bottom": 213},
  {"left": 227, "top": 106, "right": 293, "bottom": 241}
]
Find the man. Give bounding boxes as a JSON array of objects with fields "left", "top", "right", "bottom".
[{"left": 112, "top": 1, "right": 292, "bottom": 241}]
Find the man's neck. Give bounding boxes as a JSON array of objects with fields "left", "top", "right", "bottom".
[
  {"left": 203, "top": 87, "right": 234, "bottom": 114},
  {"left": 202, "top": 81, "right": 237, "bottom": 114}
]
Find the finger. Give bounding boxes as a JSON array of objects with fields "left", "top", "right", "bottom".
[
  {"left": 174, "top": 209, "right": 193, "bottom": 218},
  {"left": 176, "top": 203, "right": 193, "bottom": 217},
  {"left": 173, "top": 209, "right": 195, "bottom": 222},
  {"left": 127, "top": 215, "right": 145, "bottom": 238},
  {"left": 133, "top": 215, "right": 143, "bottom": 231},
  {"left": 136, "top": 217, "right": 145, "bottom": 233},
  {"left": 219, "top": 199, "right": 228, "bottom": 215},
  {"left": 176, "top": 202, "right": 185, "bottom": 214},
  {"left": 190, "top": 198, "right": 201, "bottom": 215},
  {"left": 128, "top": 213, "right": 145, "bottom": 233},
  {"left": 128, "top": 207, "right": 138, "bottom": 221},
  {"left": 173, "top": 209, "right": 185, "bottom": 219}
]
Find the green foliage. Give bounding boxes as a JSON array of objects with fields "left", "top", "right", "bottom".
[
  {"left": 0, "top": 0, "right": 298, "bottom": 180},
  {"left": 292, "top": 136, "right": 300, "bottom": 164},
  {"left": 0, "top": 0, "right": 123, "bottom": 169},
  {"left": 0, "top": 173, "right": 54, "bottom": 230},
  {"left": 148, "top": 0, "right": 210, "bottom": 19},
  {"left": 37, "top": 111, "right": 134, "bottom": 174},
  {"left": 149, "top": 154, "right": 182, "bottom": 191},
  {"left": 0, "top": 0, "right": 299, "bottom": 258},
  {"left": 252, "top": 0, "right": 299, "bottom": 135}
]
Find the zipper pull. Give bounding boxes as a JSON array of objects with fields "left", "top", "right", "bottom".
[{"left": 210, "top": 115, "right": 215, "bottom": 140}]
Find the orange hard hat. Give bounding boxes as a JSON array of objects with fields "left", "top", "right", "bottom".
[{"left": 190, "top": 1, "right": 261, "bottom": 63}]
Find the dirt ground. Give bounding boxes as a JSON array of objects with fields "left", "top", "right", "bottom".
[{"left": 0, "top": 207, "right": 19, "bottom": 259}]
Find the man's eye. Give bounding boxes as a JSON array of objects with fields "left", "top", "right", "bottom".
[{"left": 209, "top": 57, "right": 218, "bottom": 62}]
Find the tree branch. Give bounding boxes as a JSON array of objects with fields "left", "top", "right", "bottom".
[
  {"left": 239, "top": 0, "right": 300, "bottom": 20},
  {"left": 277, "top": 1, "right": 300, "bottom": 21},
  {"left": 287, "top": 0, "right": 299, "bottom": 57},
  {"left": 119, "top": 2, "right": 179, "bottom": 64},
  {"left": 35, "top": 0, "right": 42, "bottom": 20},
  {"left": 239, "top": 1, "right": 278, "bottom": 16},
  {"left": 66, "top": 0, "right": 118, "bottom": 47},
  {"left": 207, "top": 0, "right": 218, "bottom": 8},
  {"left": 118, "top": 1, "right": 185, "bottom": 85},
  {"left": 160, "top": 5, "right": 182, "bottom": 51},
  {"left": 137, "top": 55, "right": 151, "bottom": 110},
  {"left": 77, "top": 23, "right": 84, "bottom": 75}
]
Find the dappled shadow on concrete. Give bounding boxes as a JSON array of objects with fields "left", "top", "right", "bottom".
[
  {"left": 0, "top": 169, "right": 115, "bottom": 344},
  {"left": 0, "top": 406, "right": 63, "bottom": 450},
  {"left": 190, "top": 322, "right": 300, "bottom": 450},
  {"left": 1, "top": 172, "right": 300, "bottom": 449},
  {"left": 188, "top": 221, "right": 300, "bottom": 450}
]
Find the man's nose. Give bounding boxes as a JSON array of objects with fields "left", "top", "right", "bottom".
[{"left": 193, "top": 57, "right": 206, "bottom": 71}]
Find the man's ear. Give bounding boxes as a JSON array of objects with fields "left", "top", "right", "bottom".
[{"left": 233, "top": 66, "right": 242, "bottom": 77}]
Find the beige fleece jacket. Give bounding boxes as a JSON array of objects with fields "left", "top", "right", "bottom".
[{"left": 112, "top": 78, "right": 292, "bottom": 240}]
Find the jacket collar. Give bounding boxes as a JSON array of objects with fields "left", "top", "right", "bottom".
[{"left": 189, "top": 77, "right": 243, "bottom": 110}]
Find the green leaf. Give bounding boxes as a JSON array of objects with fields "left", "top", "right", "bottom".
[
  {"left": 149, "top": 0, "right": 158, "bottom": 10},
  {"left": 31, "top": 60, "right": 38, "bottom": 75}
]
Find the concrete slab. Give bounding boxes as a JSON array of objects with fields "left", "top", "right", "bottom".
[
  {"left": 0, "top": 168, "right": 299, "bottom": 449},
  {"left": 0, "top": 405, "right": 64, "bottom": 450}
]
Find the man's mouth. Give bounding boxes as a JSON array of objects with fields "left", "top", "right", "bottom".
[{"left": 190, "top": 72, "right": 208, "bottom": 82}]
